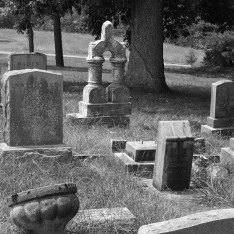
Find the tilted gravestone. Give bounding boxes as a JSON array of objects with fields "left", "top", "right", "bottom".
[
  {"left": 66, "top": 21, "right": 131, "bottom": 127},
  {"left": 138, "top": 208, "right": 234, "bottom": 234},
  {"left": 0, "top": 69, "right": 72, "bottom": 160},
  {"left": 153, "top": 120, "right": 194, "bottom": 191},
  {"left": 201, "top": 80, "right": 234, "bottom": 138}
]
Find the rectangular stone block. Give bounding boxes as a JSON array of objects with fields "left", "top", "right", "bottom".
[
  {"left": 115, "top": 152, "right": 154, "bottom": 173},
  {"left": 0, "top": 143, "right": 72, "bottom": 163},
  {"left": 210, "top": 80, "right": 234, "bottom": 119},
  {"left": 138, "top": 208, "right": 234, "bottom": 234},
  {"left": 69, "top": 207, "right": 136, "bottom": 232},
  {"left": 125, "top": 141, "right": 157, "bottom": 162},
  {"left": 79, "top": 101, "right": 132, "bottom": 117},
  {"left": 153, "top": 121, "right": 194, "bottom": 191},
  {"left": 2, "top": 69, "right": 63, "bottom": 146},
  {"left": 207, "top": 116, "right": 234, "bottom": 128},
  {"left": 8, "top": 52, "right": 47, "bottom": 70}
]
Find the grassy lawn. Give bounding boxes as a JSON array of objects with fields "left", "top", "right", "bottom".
[
  {"left": 0, "top": 30, "right": 233, "bottom": 233},
  {"left": 0, "top": 29, "right": 204, "bottom": 66}
]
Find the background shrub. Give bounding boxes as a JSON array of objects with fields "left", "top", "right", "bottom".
[{"left": 203, "top": 31, "right": 234, "bottom": 67}]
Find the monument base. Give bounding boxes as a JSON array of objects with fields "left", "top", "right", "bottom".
[
  {"left": 79, "top": 101, "right": 132, "bottom": 117},
  {"left": 66, "top": 113, "right": 130, "bottom": 127},
  {"left": 114, "top": 152, "right": 154, "bottom": 174},
  {"left": 201, "top": 125, "right": 234, "bottom": 138},
  {"left": 0, "top": 143, "right": 72, "bottom": 163}
]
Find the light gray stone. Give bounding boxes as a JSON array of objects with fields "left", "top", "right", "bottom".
[
  {"left": 221, "top": 137, "right": 234, "bottom": 173},
  {"left": 2, "top": 69, "right": 63, "bottom": 146},
  {"left": 8, "top": 52, "right": 47, "bottom": 70},
  {"left": 138, "top": 208, "right": 234, "bottom": 234},
  {"left": 126, "top": 141, "right": 157, "bottom": 162},
  {"left": 71, "top": 207, "right": 136, "bottom": 228},
  {"left": 153, "top": 121, "right": 194, "bottom": 191}
]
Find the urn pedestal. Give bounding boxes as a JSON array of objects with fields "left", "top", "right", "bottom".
[{"left": 8, "top": 183, "right": 79, "bottom": 234}]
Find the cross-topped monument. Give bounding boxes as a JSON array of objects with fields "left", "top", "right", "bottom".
[{"left": 67, "top": 21, "right": 132, "bottom": 126}]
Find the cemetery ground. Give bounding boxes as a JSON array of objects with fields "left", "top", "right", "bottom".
[{"left": 0, "top": 30, "right": 234, "bottom": 233}]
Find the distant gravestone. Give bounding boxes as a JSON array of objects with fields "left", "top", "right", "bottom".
[
  {"left": 8, "top": 52, "right": 47, "bottom": 71},
  {"left": 2, "top": 69, "right": 63, "bottom": 146},
  {"left": 153, "top": 120, "right": 194, "bottom": 191},
  {"left": 138, "top": 208, "right": 234, "bottom": 234},
  {"left": 201, "top": 80, "right": 234, "bottom": 137}
]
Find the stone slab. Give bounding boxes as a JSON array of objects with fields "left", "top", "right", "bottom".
[
  {"left": 125, "top": 141, "right": 157, "bottom": 162},
  {"left": 66, "top": 113, "right": 130, "bottom": 127},
  {"left": 8, "top": 52, "right": 47, "bottom": 70},
  {"left": 111, "top": 139, "right": 127, "bottom": 153},
  {"left": 0, "top": 143, "right": 72, "bottom": 163},
  {"left": 2, "top": 69, "right": 63, "bottom": 146},
  {"left": 221, "top": 147, "right": 234, "bottom": 172},
  {"left": 71, "top": 207, "right": 136, "bottom": 227},
  {"left": 79, "top": 101, "right": 132, "bottom": 117},
  {"left": 201, "top": 125, "right": 234, "bottom": 138},
  {"left": 207, "top": 116, "right": 234, "bottom": 128},
  {"left": 138, "top": 208, "right": 234, "bottom": 234},
  {"left": 153, "top": 121, "right": 194, "bottom": 191},
  {"left": 210, "top": 80, "right": 234, "bottom": 119},
  {"left": 229, "top": 137, "right": 234, "bottom": 149},
  {"left": 115, "top": 152, "right": 154, "bottom": 174}
]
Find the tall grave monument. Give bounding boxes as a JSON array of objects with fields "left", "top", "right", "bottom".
[
  {"left": 66, "top": 21, "right": 132, "bottom": 126},
  {"left": 201, "top": 80, "right": 234, "bottom": 138},
  {"left": 0, "top": 69, "right": 72, "bottom": 160},
  {"left": 153, "top": 121, "right": 194, "bottom": 191}
]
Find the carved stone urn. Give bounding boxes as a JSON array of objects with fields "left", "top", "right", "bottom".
[{"left": 8, "top": 183, "right": 79, "bottom": 234}]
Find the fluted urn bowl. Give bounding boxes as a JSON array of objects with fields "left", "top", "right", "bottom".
[{"left": 8, "top": 183, "right": 79, "bottom": 234}]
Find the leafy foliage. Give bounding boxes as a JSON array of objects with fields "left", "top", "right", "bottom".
[{"left": 203, "top": 31, "right": 234, "bottom": 67}]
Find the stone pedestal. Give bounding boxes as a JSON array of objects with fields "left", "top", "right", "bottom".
[
  {"left": 66, "top": 21, "right": 131, "bottom": 127},
  {"left": 8, "top": 183, "right": 79, "bottom": 234},
  {"left": 114, "top": 141, "right": 157, "bottom": 174},
  {"left": 153, "top": 121, "right": 194, "bottom": 191},
  {"left": 201, "top": 80, "right": 234, "bottom": 138}
]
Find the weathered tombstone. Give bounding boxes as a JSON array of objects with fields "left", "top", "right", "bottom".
[
  {"left": 66, "top": 21, "right": 132, "bottom": 127},
  {"left": 201, "top": 80, "right": 234, "bottom": 138},
  {"left": 138, "top": 208, "right": 234, "bottom": 234},
  {"left": 0, "top": 69, "right": 72, "bottom": 160},
  {"left": 153, "top": 120, "right": 194, "bottom": 191},
  {"left": 8, "top": 52, "right": 47, "bottom": 70}
]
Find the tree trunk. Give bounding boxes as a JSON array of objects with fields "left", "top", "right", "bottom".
[
  {"left": 125, "top": 0, "right": 169, "bottom": 93},
  {"left": 53, "top": 15, "right": 64, "bottom": 67},
  {"left": 27, "top": 26, "right": 34, "bottom": 52}
]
